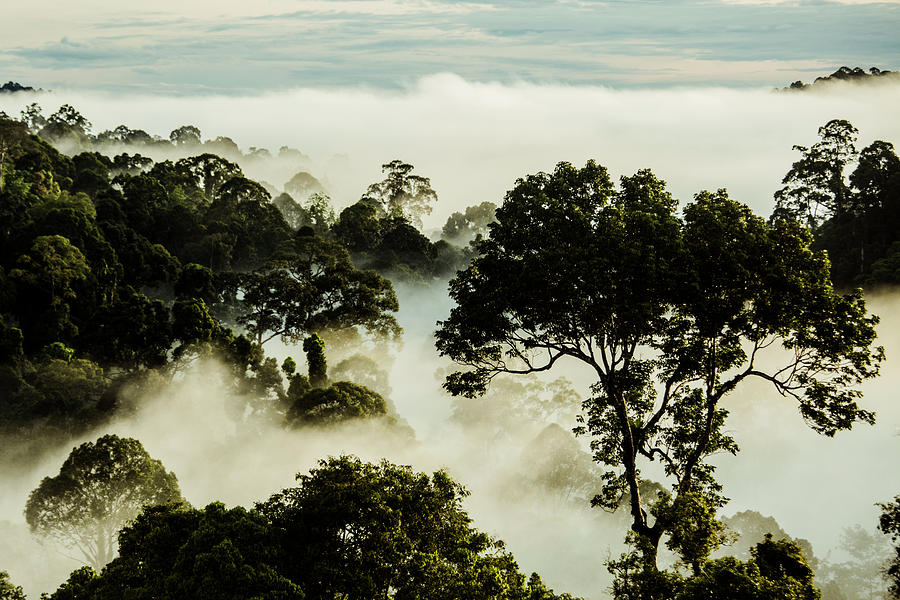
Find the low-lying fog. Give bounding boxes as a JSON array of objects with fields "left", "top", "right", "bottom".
[
  {"left": 1, "top": 77, "right": 899, "bottom": 599},
  {"left": 2, "top": 75, "right": 899, "bottom": 228},
  {"left": 3, "top": 282, "right": 899, "bottom": 599}
]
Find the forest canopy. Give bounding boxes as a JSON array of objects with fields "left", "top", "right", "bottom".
[{"left": 0, "top": 104, "right": 898, "bottom": 599}]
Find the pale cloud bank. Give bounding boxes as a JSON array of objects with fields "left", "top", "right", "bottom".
[{"left": 4, "top": 75, "right": 898, "bottom": 227}]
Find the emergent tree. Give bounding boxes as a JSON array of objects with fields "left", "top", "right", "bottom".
[
  {"left": 435, "top": 161, "right": 883, "bottom": 578},
  {"left": 238, "top": 231, "right": 401, "bottom": 347},
  {"left": 25, "top": 434, "right": 183, "bottom": 570}
]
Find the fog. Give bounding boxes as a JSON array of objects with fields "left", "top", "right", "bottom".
[
  {"left": 3, "top": 280, "right": 899, "bottom": 598},
  {"left": 2, "top": 75, "right": 899, "bottom": 227},
  {"left": 2, "top": 77, "right": 900, "bottom": 598}
]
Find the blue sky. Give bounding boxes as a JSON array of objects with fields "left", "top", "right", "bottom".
[{"left": 2, "top": 0, "right": 900, "bottom": 92}]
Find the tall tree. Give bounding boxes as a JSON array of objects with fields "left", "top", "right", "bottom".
[
  {"left": 879, "top": 495, "right": 900, "bottom": 598},
  {"left": 25, "top": 434, "right": 183, "bottom": 570},
  {"left": 169, "top": 125, "right": 202, "bottom": 146},
  {"left": 436, "top": 161, "right": 883, "bottom": 574},
  {"left": 363, "top": 159, "right": 438, "bottom": 228},
  {"left": 774, "top": 119, "right": 858, "bottom": 228},
  {"left": 237, "top": 232, "right": 400, "bottom": 346}
]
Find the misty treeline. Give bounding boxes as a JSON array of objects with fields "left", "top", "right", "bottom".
[{"left": 0, "top": 101, "right": 899, "bottom": 599}]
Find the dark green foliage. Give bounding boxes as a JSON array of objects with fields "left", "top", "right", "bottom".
[
  {"left": 679, "top": 536, "right": 820, "bottom": 599},
  {"left": 878, "top": 496, "right": 900, "bottom": 598},
  {"left": 83, "top": 287, "right": 173, "bottom": 370},
  {"left": 169, "top": 125, "right": 202, "bottom": 146},
  {"left": 774, "top": 121, "right": 900, "bottom": 287},
  {"left": 256, "top": 456, "right": 574, "bottom": 600},
  {"left": 25, "top": 434, "right": 183, "bottom": 570},
  {"left": 0, "top": 353, "right": 109, "bottom": 436},
  {"left": 609, "top": 534, "right": 821, "bottom": 599},
  {"left": 174, "top": 262, "right": 219, "bottom": 303},
  {"left": 46, "top": 458, "right": 578, "bottom": 600},
  {"left": 302, "top": 333, "right": 327, "bottom": 388},
  {"left": 333, "top": 199, "right": 382, "bottom": 252},
  {"left": 46, "top": 504, "right": 303, "bottom": 600},
  {"left": 8, "top": 234, "right": 90, "bottom": 351},
  {"left": 237, "top": 232, "right": 400, "bottom": 346},
  {"left": 332, "top": 199, "right": 470, "bottom": 280},
  {"left": 0, "top": 571, "right": 26, "bottom": 600},
  {"left": 287, "top": 381, "right": 387, "bottom": 425}
]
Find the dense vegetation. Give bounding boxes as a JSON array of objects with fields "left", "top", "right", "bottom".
[
  {"left": 0, "top": 105, "right": 484, "bottom": 463},
  {"left": 783, "top": 66, "right": 900, "bottom": 90},
  {"left": 1, "top": 103, "right": 899, "bottom": 599}
]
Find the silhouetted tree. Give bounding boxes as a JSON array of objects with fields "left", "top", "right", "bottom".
[{"left": 436, "top": 160, "right": 883, "bottom": 576}]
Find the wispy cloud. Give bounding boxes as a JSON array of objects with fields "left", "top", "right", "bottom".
[{"left": 1, "top": 0, "right": 898, "bottom": 92}]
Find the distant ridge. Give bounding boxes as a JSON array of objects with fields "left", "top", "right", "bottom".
[
  {"left": 783, "top": 66, "right": 900, "bottom": 90},
  {"left": 0, "top": 81, "right": 39, "bottom": 93}
]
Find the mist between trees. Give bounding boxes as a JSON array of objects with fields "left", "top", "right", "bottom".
[{"left": 0, "top": 92, "right": 899, "bottom": 600}]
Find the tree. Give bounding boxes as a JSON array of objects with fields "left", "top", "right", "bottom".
[
  {"left": 0, "top": 571, "right": 25, "bottom": 600},
  {"left": 878, "top": 495, "right": 900, "bottom": 598},
  {"left": 25, "top": 434, "right": 183, "bottom": 570},
  {"left": 20, "top": 102, "right": 47, "bottom": 134},
  {"left": 0, "top": 115, "right": 29, "bottom": 193},
  {"left": 818, "top": 524, "right": 891, "bottom": 600},
  {"left": 774, "top": 119, "right": 858, "bottom": 228},
  {"left": 363, "top": 159, "right": 438, "bottom": 228},
  {"left": 442, "top": 201, "right": 498, "bottom": 243},
  {"left": 677, "top": 535, "right": 820, "bottom": 600},
  {"left": 45, "top": 504, "right": 303, "bottom": 600},
  {"left": 237, "top": 232, "right": 400, "bottom": 346},
  {"left": 333, "top": 199, "right": 383, "bottom": 252},
  {"left": 169, "top": 125, "right": 202, "bottom": 146},
  {"left": 283, "top": 171, "right": 326, "bottom": 201},
  {"left": 174, "top": 153, "right": 242, "bottom": 201},
  {"left": 721, "top": 510, "right": 816, "bottom": 566},
  {"left": 9, "top": 235, "right": 91, "bottom": 349},
  {"left": 256, "top": 456, "right": 577, "bottom": 600},
  {"left": 435, "top": 161, "right": 883, "bottom": 573},
  {"left": 46, "top": 458, "right": 578, "bottom": 600},
  {"left": 302, "top": 332, "right": 327, "bottom": 388},
  {"left": 286, "top": 380, "right": 388, "bottom": 426}
]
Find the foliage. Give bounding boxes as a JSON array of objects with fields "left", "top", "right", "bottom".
[
  {"left": 46, "top": 457, "right": 579, "bottom": 600},
  {"left": 721, "top": 510, "right": 816, "bottom": 567},
  {"left": 442, "top": 201, "right": 498, "bottom": 243},
  {"left": 679, "top": 535, "right": 820, "bottom": 599},
  {"left": 817, "top": 524, "right": 892, "bottom": 600},
  {"left": 362, "top": 159, "right": 438, "bottom": 228},
  {"left": 286, "top": 380, "right": 388, "bottom": 426},
  {"left": 25, "top": 434, "right": 183, "bottom": 570},
  {"left": 256, "top": 456, "right": 577, "bottom": 600},
  {"left": 436, "top": 160, "right": 884, "bottom": 572},
  {"left": 0, "top": 571, "right": 25, "bottom": 600},
  {"left": 0, "top": 350, "right": 112, "bottom": 438},
  {"left": 302, "top": 332, "right": 328, "bottom": 388},
  {"left": 879, "top": 495, "right": 900, "bottom": 598},
  {"left": 774, "top": 119, "right": 858, "bottom": 229},
  {"left": 773, "top": 121, "right": 900, "bottom": 287},
  {"left": 237, "top": 232, "right": 400, "bottom": 346}
]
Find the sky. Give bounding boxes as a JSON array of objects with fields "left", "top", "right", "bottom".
[{"left": 2, "top": 0, "right": 900, "bottom": 92}]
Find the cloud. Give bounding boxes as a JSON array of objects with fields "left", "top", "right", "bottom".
[
  {"left": 1, "top": 0, "right": 898, "bottom": 91},
  {"left": 2, "top": 74, "right": 897, "bottom": 226}
]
